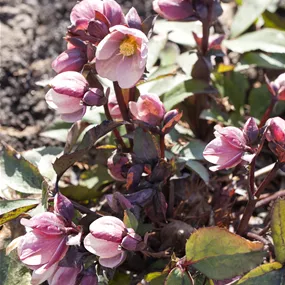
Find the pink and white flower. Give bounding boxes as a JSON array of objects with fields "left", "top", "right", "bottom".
[
  {"left": 107, "top": 150, "right": 129, "bottom": 181},
  {"left": 128, "top": 93, "right": 166, "bottom": 126},
  {"left": 46, "top": 71, "right": 107, "bottom": 122},
  {"left": 83, "top": 216, "right": 141, "bottom": 268},
  {"left": 47, "top": 266, "right": 80, "bottom": 285},
  {"left": 95, "top": 25, "right": 148, "bottom": 88},
  {"left": 203, "top": 121, "right": 255, "bottom": 171}
]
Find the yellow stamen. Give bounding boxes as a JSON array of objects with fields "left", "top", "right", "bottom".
[{"left": 119, "top": 36, "right": 137, "bottom": 57}]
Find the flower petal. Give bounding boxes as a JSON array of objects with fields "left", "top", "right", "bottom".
[{"left": 99, "top": 251, "right": 127, "bottom": 268}]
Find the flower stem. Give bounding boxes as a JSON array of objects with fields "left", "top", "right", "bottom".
[
  {"left": 259, "top": 98, "right": 276, "bottom": 128},
  {"left": 103, "top": 103, "right": 127, "bottom": 150}
]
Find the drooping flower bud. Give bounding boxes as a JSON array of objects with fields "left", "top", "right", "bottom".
[
  {"left": 108, "top": 94, "right": 122, "bottom": 120},
  {"left": 83, "top": 216, "right": 142, "bottom": 268},
  {"left": 129, "top": 93, "right": 166, "bottom": 126},
  {"left": 54, "top": 193, "right": 74, "bottom": 223},
  {"left": 125, "top": 7, "right": 142, "bottom": 30},
  {"left": 52, "top": 47, "right": 87, "bottom": 74},
  {"left": 243, "top": 117, "right": 259, "bottom": 145},
  {"left": 162, "top": 109, "right": 182, "bottom": 133},
  {"left": 269, "top": 73, "right": 285, "bottom": 100},
  {"left": 82, "top": 88, "right": 107, "bottom": 106},
  {"left": 107, "top": 150, "right": 129, "bottom": 181},
  {"left": 265, "top": 117, "right": 285, "bottom": 163}
]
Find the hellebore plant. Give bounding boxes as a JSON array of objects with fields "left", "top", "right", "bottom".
[{"left": 4, "top": 0, "right": 285, "bottom": 284}]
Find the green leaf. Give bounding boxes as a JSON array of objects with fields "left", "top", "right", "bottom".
[
  {"left": 60, "top": 185, "right": 102, "bottom": 202},
  {"left": 223, "top": 29, "right": 285, "bottom": 53},
  {"left": 249, "top": 84, "right": 271, "bottom": 120},
  {"left": 236, "top": 262, "right": 284, "bottom": 285},
  {"left": 186, "top": 227, "right": 266, "bottom": 280},
  {"left": 272, "top": 199, "right": 285, "bottom": 264},
  {"left": 241, "top": 53, "right": 285, "bottom": 70},
  {"left": 177, "top": 52, "right": 198, "bottom": 75},
  {"left": 163, "top": 79, "right": 211, "bottom": 110},
  {"left": 185, "top": 160, "right": 210, "bottom": 185},
  {"left": 166, "top": 268, "right": 193, "bottom": 285},
  {"left": 145, "top": 272, "right": 168, "bottom": 285},
  {"left": 109, "top": 271, "right": 131, "bottom": 285},
  {"left": 224, "top": 72, "right": 249, "bottom": 112},
  {"left": 123, "top": 210, "right": 138, "bottom": 231},
  {"left": 0, "top": 143, "right": 45, "bottom": 194},
  {"left": 1, "top": 250, "right": 31, "bottom": 285},
  {"left": 230, "top": 0, "right": 273, "bottom": 38},
  {"left": 53, "top": 120, "right": 124, "bottom": 178},
  {"left": 263, "top": 10, "right": 285, "bottom": 30},
  {"left": 160, "top": 42, "right": 180, "bottom": 66},
  {"left": 0, "top": 199, "right": 39, "bottom": 225},
  {"left": 40, "top": 121, "right": 72, "bottom": 142},
  {"left": 178, "top": 140, "right": 207, "bottom": 160},
  {"left": 153, "top": 20, "right": 203, "bottom": 46}
]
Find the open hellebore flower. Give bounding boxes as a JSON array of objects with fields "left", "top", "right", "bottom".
[
  {"left": 153, "top": 0, "right": 194, "bottom": 20},
  {"left": 129, "top": 93, "right": 166, "bottom": 126},
  {"left": 46, "top": 71, "right": 107, "bottom": 122},
  {"left": 96, "top": 25, "right": 148, "bottom": 88},
  {"left": 203, "top": 120, "right": 255, "bottom": 171},
  {"left": 265, "top": 117, "right": 285, "bottom": 164},
  {"left": 84, "top": 216, "right": 142, "bottom": 268},
  {"left": 69, "top": 0, "right": 126, "bottom": 44},
  {"left": 17, "top": 194, "right": 78, "bottom": 285}
]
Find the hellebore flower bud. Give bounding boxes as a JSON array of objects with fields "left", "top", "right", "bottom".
[
  {"left": 83, "top": 216, "right": 142, "bottom": 268},
  {"left": 125, "top": 7, "right": 142, "bottom": 30},
  {"left": 269, "top": 73, "right": 285, "bottom": 100},
  {"left": 54, "top": 193, "right": 74, "bottom": 223},
  {"left": 52, "top": 47, "right": 87, "bottom": 74},
  {"left": 129, "top": 93, "right": 166, "bottom": 126},
  {"left": 107, "top": 150, "right": 129, "bottom": 181},
  {"left": 162, "top": 109, "right": 182, "bottom": 133},
  {"left": 95, "top": 25, "right": 148, "bottom": 88},
  {"left": 108, "top": 94, "right": 122, "bottom": 120},
  {"left": 203, "top": 124, "right": 254, "bottom": 171},
  {"left": 82, "top": 88, "right": 107, "bottom": 106},
  {"left": 243, "top": 117, "right": 259, "bottom": 145},
  {"left": 265, "top": 117, "right": 285, "bottom": 163},
  {"left": 46, "top": 71, "right": 106, "bottom": 122},
  {"left": 153, "top": 0, "right": 194, "bottom": 21}
]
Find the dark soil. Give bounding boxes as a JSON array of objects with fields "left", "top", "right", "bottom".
[{"left": 0, "top": 0, "right": 153, "bottom": 151}]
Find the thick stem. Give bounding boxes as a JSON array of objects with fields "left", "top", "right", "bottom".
[
  {"left": 201, "top": 1, "right": 213, "bottom": 55},
  {"left": 254, "top": 162, "right": 280, "bottom": 198},
  {"left": 160, "top": 134, "right": 165, "bottom": 159},
  {"left": 113, "top": 82, "right": 134, "bottom": 148},
  {"left": 103, "top": 103, "right": 127, "bottom": 150}
]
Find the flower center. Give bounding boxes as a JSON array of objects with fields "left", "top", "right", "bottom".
[{"left": 119, "top": 36, "right": 137, "bottom": 57}]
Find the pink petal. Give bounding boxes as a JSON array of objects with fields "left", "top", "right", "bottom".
[
  {"left": 46, "top": 89, "right": 84, "bottom": 114},
  {"left": 48, "top": 266, "right": 80, "bottom": 285},
  {"left": 128, "top": 101, "right": 139, "bottom": 119},
  {"left": 103, "top": 0, "right": 126, "bottom": 26},
  {"left": 50, "top": 71, "right": 88, "bottom": 98},
  {"left": 110, "top": 25, "right": 148, "bottom": 42},
  {"left": 96, "top": 31, "right": 124, "bottom": 60},
  {"left": 116, "top": 54, "right": 145, "bottom": 88},
  {"left": 20, "top": 212, "right": 66, "bottom": 235},
  {"left": 70, "top": 0, "right": 103, "bottom": 25},
  {"left": 89, "top": 216, "right": 125, "bottom": 241},
  {"left": 96, "top": 54, "right": 122, "bottom": 82},
  {"left": 83, "top": 233, "right": 120, "bottom": 258},
  {"left": 99, "top": 251, "right": 127, "bottom": 268},
  {"left": 215, "top": 126, "right": 246, "bottom": 149},
  {"left": 61, "top": 106, "right": 87, "bottom": 122},
  {"left": 31, "top": 262, "right": 59, "bottom": 285},
  {"left": 18, "top": 232, "right": 65, "bottom": 266},
  {"left": 125, "top": 7, "right": 142, "bottom": 29}
]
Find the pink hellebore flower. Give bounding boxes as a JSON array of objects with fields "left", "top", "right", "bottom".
[
  {"left": 46, "top": 71, "right": 107, "bottom": 122},
  {"left": 270, "top": 73, "right": 285, "bottom": 100},
  {"left": 17, "top": 213, "right": 71, "bottom": 285},
  {"left": 265, "top": 117, "right": 285, "bottom": 164},
  {"left": 96, "top": 25, "right": 148, "bottom": 88},
  {"left": 153, "top": 0, "right": 194, "bottom": 21},
  {"left": 129, "top": 93, "right": 166, "bottom": 126},
  {"left": 203, "top": 122, "right": 254, "bottom": 171},
  {"left": 84, "top": 216, "right": 142, "bottom": 268}
]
